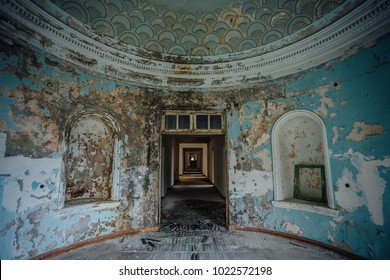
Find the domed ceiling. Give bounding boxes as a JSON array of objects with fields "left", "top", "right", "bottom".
[
  {"left": 46, "top": 0, "right": 360, "bottom": 57},
  {"left": 2, "top": 0, "right": 389, "bottom": 91}
]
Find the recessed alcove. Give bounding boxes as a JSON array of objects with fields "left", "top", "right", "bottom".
[
  {"left": 60, "top": 112, "right": 121, "bottom": 208},
  {"left": 271, "top": 110, "right": 335, "bottom": 210}
]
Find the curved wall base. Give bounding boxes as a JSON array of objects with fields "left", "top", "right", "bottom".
[
  {"left": 32, "top": 227, "right": 160, "bottom": 260},
  {"left": 33, "top": 226, "right": 362, "bottom": 260},
  {"left": 229, "top": 226, "right": 364, "bottom": 260}
]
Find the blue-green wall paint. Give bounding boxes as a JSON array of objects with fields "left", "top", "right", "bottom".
[
  {"left": 0, "top": 27, "right": 389, "bottom": 259},
  {"left": 0, "top": 44, "right": 159, "bottom": 259},
  {"left": 227, "top": 34, "right": 390, "bottom": 259}
]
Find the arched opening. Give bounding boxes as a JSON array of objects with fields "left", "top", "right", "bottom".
[
  {"left": 272, "top": 110, "right": 335, "bottom": 209},
  {"left": 61, "top": 112, "right": 121, "bottom": 206}
]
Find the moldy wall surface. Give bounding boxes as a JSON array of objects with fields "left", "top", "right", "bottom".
[
  {"left": 227, "top": 33, "right": 390, "bottom": 259},
  {"left": 0, "top": 33, "right": 282, "bottom": 258},
  {"left": 0, "top": 35, "right": 161, "bottom": 259},
  {"left": 0, "top": 14, "right": 390, "bottom": 260}
]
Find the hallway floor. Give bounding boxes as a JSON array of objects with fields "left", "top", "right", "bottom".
[
  {"left": 175, "top": 174, "right": 214, "bottom": 188},
  {"left": 49, "top": 187, "right": 348, "bottom": 260}
]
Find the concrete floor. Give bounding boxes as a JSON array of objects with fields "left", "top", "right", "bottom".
[{"left": 49, "top": 186, "right": 348, "bottom": 260}]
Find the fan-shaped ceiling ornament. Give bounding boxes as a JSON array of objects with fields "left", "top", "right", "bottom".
[
  {"left": 0, "top": 0, "right": 389, "bottom": 92},
  {"left": 47, "top": 0, "right": 360, "bottom": 56}
]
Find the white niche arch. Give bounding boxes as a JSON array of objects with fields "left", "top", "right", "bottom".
[{"left": 272, "top": 110, "right": 335, "bottom": 210}]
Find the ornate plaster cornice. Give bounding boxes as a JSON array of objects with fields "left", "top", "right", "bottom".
[
  {"left": 42, "top": 0, "right": 360, "bottom": 57},
  {"left": 1, "top": 0, "right": 390, "bottom": 91}
]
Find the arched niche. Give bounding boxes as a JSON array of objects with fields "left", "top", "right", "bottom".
[
  {"left": 59, "top": 111, "right": 121, "bottom": 207},
  {"left": 272, "top": 110, "right": 335, "bottom": 209}
]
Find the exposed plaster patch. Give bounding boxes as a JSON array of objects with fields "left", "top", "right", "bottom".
[
  {"left": 115, "top": 214, "right": 133, "bottom": 231},
  {"left": 327, "top": 232, "right": 335, "bottom": 242},
  {"left": 288, "top": 148, "right": 297, "bottom": 158},
  {"left": 65, "top": 116, "right": 114, "bottom": 200},
  {"left": 329, "top": 221, "right": 337, "bottom": 231},
  {"left": 63, "top": 215, "right": 93, "bottom": 243},
  {"left": 245, "top": 120, "right": 270, "bottom": 147},
  {"left": 314, "top": 85, "right": 334, "bottom": 117},
  {"left": 283, "top": 222, "right": 304, "bottom": 235},
  {"left": 229, "top": 145, "right": 237, "bottom": 167},
  {"left": 332, "top": 126, "right": 339, "bottom": 144},
  {"left": 329, "top": 214, "right": 344, "bottom": 232},
  {"left": 0, "top": 155, "right": 61, "bottom": 212},
  {"left": 229, "top": 169, "right": 273, "bottom": 197},
  {"left": 14, "top": 217, "right": 24, "bottom": 254},
  {"left": 335, "top": 168, "right": 363, "bottom": 210},
  {"left": 4, "top": 86, "right": 60, "bottom": 157},
  {"left": 346, "top": 122, "right": 384, "bottom": 141},
  {"left": 333, "top": 215, "right": 344, "bottom": 223},
  {"left": 334, "top": 149, "right": 390, "bottom": 225},
  {"left": 121, "top": 166, "right": 151, "bottom": 228},
  {"left": 257, "top": 149, "right": 272, "bottom": 171}
]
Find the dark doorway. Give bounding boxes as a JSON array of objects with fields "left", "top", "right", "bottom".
[{"left": 160, "top": 134, "right": 227, "bottom": 232}]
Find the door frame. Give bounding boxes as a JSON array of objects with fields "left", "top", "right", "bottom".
[{"left": 159, "top": 110, "right": 229, "bottom": 227}]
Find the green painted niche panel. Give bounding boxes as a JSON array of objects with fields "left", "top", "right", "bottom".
[{"left": 294, "top": 164, "right": 327, "bottom": 203}]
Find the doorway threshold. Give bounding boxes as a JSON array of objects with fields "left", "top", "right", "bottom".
[{"left": 173, "top": 177, "right": 214, "bottom": 188}]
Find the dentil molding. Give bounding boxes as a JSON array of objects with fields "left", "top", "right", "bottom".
[{"left": 0, "top": 0, "right": 389, "bottom": 91}]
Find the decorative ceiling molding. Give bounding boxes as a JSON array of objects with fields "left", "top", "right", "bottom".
[
  {"left": 46, "top": 0, "right": 352, "bottom": 56},
  {"left": 1, "top": 0, "right": 389, "bottom": 91},
  {"left": 33, "top": 0, "right": 362, "bottom": 63}
]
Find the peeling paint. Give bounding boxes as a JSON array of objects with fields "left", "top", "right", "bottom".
[
  {"left": 283, "top": 222, "right": 304, "bottom": 235},
  {"left": 256, "top": 149, "right": 272, "bottom": 171},
  {"left": 230, "top": 170, "right": 273, "bottom": 198},
  {"left": 332, "top": 126, "right": 339, "bottom": 144},
  {"left": 335, "top": 149, "right": 390, "bottom": 226},
  {"left": 0, "top": 6, "right": 389, "bottom": 260},
  {"left": 346, "top": 122, "right": 385, "bottom": 141},
  {"left": 0, "top": 156, "right": 61, "bottom": 212},
  {"left": 65, "top": 116, "right": 114, "bottom": 201},
  {"left": 314, "top": 85, "right": 335, "bottom": 118}
]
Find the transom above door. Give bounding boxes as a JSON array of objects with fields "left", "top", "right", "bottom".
[{"left": 162, "top": 110, "right": 225, "bottom": 134}]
